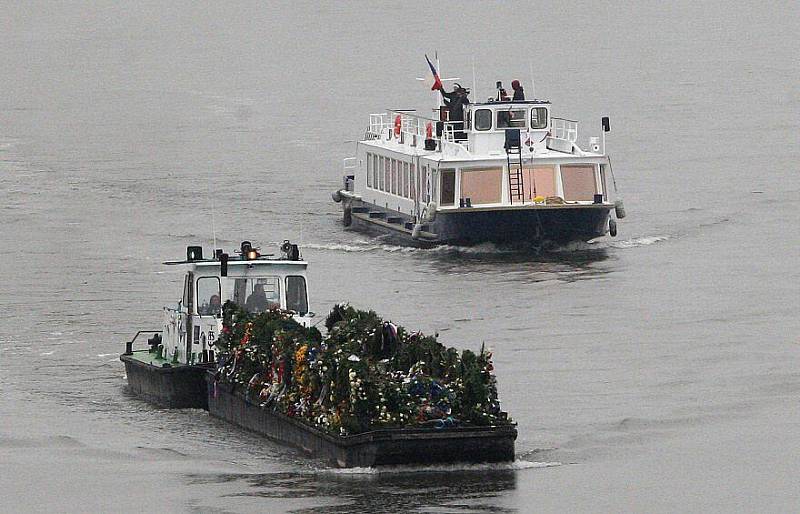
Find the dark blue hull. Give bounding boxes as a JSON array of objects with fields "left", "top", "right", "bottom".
[{"left": 344, "top": 199, "right": 612, "bottom": 247}]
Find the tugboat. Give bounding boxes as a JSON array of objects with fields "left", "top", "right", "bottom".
[
  {"left": 333, "top": 76, "right": 626, "bottom": 247},
  {"left": 120, "top": 240, "right": 312, "bottom": 408}
]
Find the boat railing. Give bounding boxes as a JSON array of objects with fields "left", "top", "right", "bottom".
[
  {"left": 551, "top": 117, "right": 578, "bottom": 142},
  {"left": 368, "top": 111, "right": 466, "bottom": 148}
]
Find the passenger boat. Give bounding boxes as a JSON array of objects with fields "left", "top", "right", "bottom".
[
  {"left": 333, "top": 81, "right": 626, "bottom": 247},
  {"left": 121, "top": 240, "right": 312, "bottom": 408}
]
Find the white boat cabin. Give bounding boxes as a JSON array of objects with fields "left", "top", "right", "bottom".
[
  {"left": 345, "top": 98, "right": 613, "bottom": 220},
  {"left": 161, "top": 242, "right": 313, "bottom": 365}
]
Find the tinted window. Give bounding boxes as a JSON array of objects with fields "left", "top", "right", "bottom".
[
  {"left": 475, "top": 109, "right": 492, "bottom": 131},
  {"left": 440, "top": 169, "right": 456, "bottom": 206},
  {"left": 286, "top": 276, "right": 308, "bottom": 315}
]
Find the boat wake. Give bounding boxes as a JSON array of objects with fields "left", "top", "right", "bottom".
[
  {"left": 322, "top": 459, "right": 561, "bottom": 475},
  {"left": 605, "top": 235, "right": 670, "bottom": 249}
]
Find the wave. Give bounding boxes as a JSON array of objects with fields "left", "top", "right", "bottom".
[
  {"left": 606, "top": 235, "right": 670, "bottom": 249},
  {"left": 321, "top": 459, "right": 561, "bottom": 475}
]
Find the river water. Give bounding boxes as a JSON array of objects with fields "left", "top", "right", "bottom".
[{"left": 1, "top": 1, "right": 798, "bottom": 512}]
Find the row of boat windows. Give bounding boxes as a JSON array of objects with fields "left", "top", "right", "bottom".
[
  {"left": 469, "top": 107, "right": 548, "bottom": 131},
  {"left": 187, "top": 276, "right": 308, "bottom": 316},
  {"left": 364, "top": 152, "right": 431, "bottom": 203},
  {"left": 438, "top": 164, "right": 601, "bottom": 206}
]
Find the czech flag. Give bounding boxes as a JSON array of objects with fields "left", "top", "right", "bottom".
[{"left": 425, "top": 54, "right": 442, "bottom": 91}]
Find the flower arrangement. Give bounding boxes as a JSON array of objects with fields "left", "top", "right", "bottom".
[{"left": 214, "top": 302, "right": 511, "bottom": 436}]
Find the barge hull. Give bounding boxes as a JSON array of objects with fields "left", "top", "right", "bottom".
[
  {"left": 121, "top": 353, "right": 210, "bottom": 409},
  {"left": 206, "top": 374, "right": 516, "bottom": 467}
]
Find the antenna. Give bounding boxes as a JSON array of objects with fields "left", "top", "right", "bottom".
[
  {"left": 207, "top": 168, "right": 217, "bottom": 251},
  {"left": 471, "top": 57, "right": 476, "bottom": 97},
  {"left": 528, "top": 61, "right": 535, "bottom": 99}
]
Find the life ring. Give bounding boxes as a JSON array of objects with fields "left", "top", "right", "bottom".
[{"left": 394, "top": 115, "right": 402, "bottom": 137}]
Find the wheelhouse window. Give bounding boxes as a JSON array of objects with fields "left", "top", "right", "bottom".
[
  {"left": 286, "top": 276, "right": 308, "bottom": 315},
  {"left": 530, "top": 107, "right": 548, "bottom": 129},
  {"left": 233, "top": 277, "right": 281, "bottom": 313},
  {"left": 474, "top": 109, "right": 492, "bottom": 131},
  {"left": 197, "top": 277, "right": 221, "bottom": 316},
  {"left": 497, "top": 109, "right": 527, "bottom": 129},
  {"left": 440, "top": 169, "right": 456, "bottom": 206}
]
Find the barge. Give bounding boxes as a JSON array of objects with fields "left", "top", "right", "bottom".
[
  {"left": 207, "top": 373, "right": 516, "bottom": 468},
  {"left": 333, "top": 68, "right": 626, "bottom": 247}
]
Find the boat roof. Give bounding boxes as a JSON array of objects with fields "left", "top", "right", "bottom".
[{"left": 469, "top": 99, "right": 552, "bottom": 107}]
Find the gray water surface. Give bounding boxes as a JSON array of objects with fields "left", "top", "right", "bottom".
[{"left": 2, "top": 2, "right": 798, "bottom": 512}]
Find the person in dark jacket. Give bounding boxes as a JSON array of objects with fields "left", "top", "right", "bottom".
[
  {"left": 511, "top": 80, "right": 525, "bottom": 101},
  {"left": 438, "top": 83, "right": 470, "bottom": 139}
]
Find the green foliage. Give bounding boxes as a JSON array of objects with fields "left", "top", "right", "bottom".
[{"left": 214, "top": 303, "right": 512, "bottom": 435}]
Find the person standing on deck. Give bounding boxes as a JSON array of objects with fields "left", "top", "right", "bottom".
[
  {"left": 437, "top": 83, "right": 470, "bottom": 139},
  {"left": 511, "top": 80, "right": 525, "bottom": 101}
]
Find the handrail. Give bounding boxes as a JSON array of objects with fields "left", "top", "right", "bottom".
[
  {"left": 367, "top": 111, "right": 465, "bottom": 145},
  {"left": 551, "top": 117, "right": 579, "bottom": 142},
  {"left": 123, "top": 330, "right": 161, "bottom": 355}
]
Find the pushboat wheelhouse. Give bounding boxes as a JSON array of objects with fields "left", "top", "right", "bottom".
[
  {"left": 121, "top": 241, "right": 312, "bottom": 408},
  {"left": 333, "top": 91, "right": 625, "bottom": 247}
]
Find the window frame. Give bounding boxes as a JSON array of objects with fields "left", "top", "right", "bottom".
[
  {"left": 285, "top": 275, "right": 309, "bottom": 315},
  {"left": 195, "top": 276, "right": 221, "bottom": 316},
  {"left": 530, "top": 107, "right": 548, "bottom": 129},
  {"left": 496, "top": 108, "right": 528, "bottom": 129},
  {"left": 474, "top": 109, "right": 492, "bottom": 131}
]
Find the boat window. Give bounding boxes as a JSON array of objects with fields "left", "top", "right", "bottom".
[
  {"left": 440, "top": 169, "right": 456, "bottom": 206},
  {"left": 379, "top": 156, "right": 385, "bottom": 191},
  {"left": 410, "top": 163, "right": 416, "bottom": 200},
  {"left": 530, "top": 107, "right": 548, "bottom": 129},
  {"left": 474, "top": 109, "right": 492, "bottom": 131},
  {"left": 232, "top": 277, "right": 281, "bottom": 313},
  {"left": 373, "top": 154, "right": 379, "bottom": 190},
  {"left": 561, "top": 164, "right": 597, "bottom": 201},
  {"left": 403, "top": 162, "right": 410, "bottom": 198},
  {"left": 497, "top": 109, "right": 527, "bottom": 129},
  {"left": 523, "top": 165, "right": 556, "bottom": 199},
  {"left": 384, "top": 157, "right": 390, "bottom": 193},
  {"left": 366, "top": 153, "right": 372, "bottom": 188},
  {"left": 285, "top": 276, "right": 308, "bottom": 315},
  {"left": 461, "top": 168, "right": 502, "bottom": 204},
  {"left": 421, "top": 165, "right": 429, "bottom": 203},
  {"left": 196, "top": 277, "right": 221, "bottom": 316}
]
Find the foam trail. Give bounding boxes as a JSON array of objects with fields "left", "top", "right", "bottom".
[
  {"left": 321, "top": 460, "right": 561, "bottom": 475},
  {"left": 607, "top": 235, "right": 669, "bottom": 249}
]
